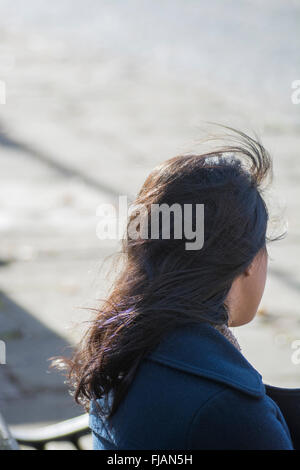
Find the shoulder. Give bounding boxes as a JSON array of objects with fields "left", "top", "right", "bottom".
[{"left": 186, "top": 387, "right": 293, "bottom": 450}]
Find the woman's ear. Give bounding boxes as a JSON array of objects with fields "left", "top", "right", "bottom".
[
  {"left": 227, "top": 249, "right": 268, "bottom": 327},
  {"left": 244, "top": 263, "right": 253, "bottom": 277},
  {"left": 244, "top": 248, "right": 267, "bottom": 277}
]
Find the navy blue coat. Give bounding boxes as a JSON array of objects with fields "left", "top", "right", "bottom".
[{"left": 90, "top": 322, "right": 293, "bottom": 450}]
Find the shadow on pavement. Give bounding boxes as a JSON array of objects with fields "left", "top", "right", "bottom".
[
  {"left": 0, "top": 291, "right": 83, "bottom": 425},
  {"left": 0, "top": 124, "right": 120, "bottom": 197}
]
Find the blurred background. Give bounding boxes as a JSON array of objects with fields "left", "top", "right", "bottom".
[{"left": 0, "top": 0, "right": 300, "bottom": 442}]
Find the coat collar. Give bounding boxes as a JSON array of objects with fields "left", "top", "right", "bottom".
[{"left": 147, "top": 322, "right": 265, "bottom": 398}]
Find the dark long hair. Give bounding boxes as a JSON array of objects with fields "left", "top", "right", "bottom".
[{"left": 60, "top": 128, "right": 273, "bottom": 417}]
